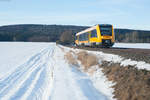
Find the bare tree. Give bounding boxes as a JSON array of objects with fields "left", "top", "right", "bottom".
[{"left": 60, "top": 30, "right": 73, "bottom": 44}]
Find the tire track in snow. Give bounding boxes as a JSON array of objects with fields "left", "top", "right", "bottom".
[
  {"left": 9, "top": 67, "right": 44, "bottom": 100},
  {"left": 41, "top": 48, "right": 55, "bottom": 100},
  {"left": 0, "top": 46, "right": 54, "bottom": 100},
  {"left": 0, "top": 48, "right": 48, "bottom": 93},
  {"left": 28, "top": 48, "right": 55, "bottom": 100},
  {"left": 19, "top": 67, "right": 44, "bottom": 100},
  {"left": 26, "top": 68, "right": 46, "bottom": 100}
]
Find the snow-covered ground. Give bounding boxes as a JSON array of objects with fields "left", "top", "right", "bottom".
[
  {"left": 0, "top": 42, "right": 114, "bottom": 100},
  {"left": 63, "top": 42, "right": 150, "bottom": 70},
  {"left": 113, "top": 43, "right": 150, "bottom": 49},
  {"left": 0, "top": 42, "right": 149, "bottom": 100}
]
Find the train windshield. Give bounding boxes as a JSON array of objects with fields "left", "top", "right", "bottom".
[{"left": 100, "top": 26, "right": 112, "bottom": 36}]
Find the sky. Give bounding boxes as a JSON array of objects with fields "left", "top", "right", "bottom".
[{"left": 0, "top": 0, "right": 150, "bottom": 30}]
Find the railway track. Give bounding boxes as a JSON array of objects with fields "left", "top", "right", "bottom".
[{"left": 70, "top": 46, "right": 150, "bottom": 64}]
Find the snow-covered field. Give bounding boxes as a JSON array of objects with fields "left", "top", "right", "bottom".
[
  {"left": 113, "top": 43, "right": 150, "bottom": 49},
  {"left": 0, "top": 42, "right": 149, "bottom": 100},
  {"left": 0, "top": 42, "right": 113, "bottom": 100}
]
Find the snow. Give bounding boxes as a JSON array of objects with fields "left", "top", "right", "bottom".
[
  {"left": 88, "top": 50, "right": 150, "bottom": 71},
  {"left": 1, "top": 42, "right": 149, "bottom": 100},
  {"left": 120, "top": 59, "right": 150, "bottom": 70},
  {"left": 62, "top": 43, "right": 150, "bottom": 71},
  {"left": 0, "top": 42, "right": 51, "bottom": 78},
  {"left": 49, "top": 46, "right": 110, "bottom": 100},
  {"left": 113, "top": 43, "right": 150, "bottom": 49},
  {"left": 0, "top": 42, "right": 54, "bottom": 100},
  {"left": 0, "top": 42, "right": 114, "bottom": 100},
  {"left": 87, "top": 66, "right": 115, "bottom": 100},
  {"left": 62, "top": 47, "right": 115, "bottom": 100}
]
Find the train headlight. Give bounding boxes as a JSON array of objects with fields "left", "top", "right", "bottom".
[{"left": 105, "top": 40, "right": 109, "bottom": 43}]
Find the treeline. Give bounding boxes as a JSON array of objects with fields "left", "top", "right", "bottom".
[
  {"left": 115, "top": 29, "right": 150, "bottom": 43},
  {"left": 0, "top": 24, "right": 150, "bottom": 43},
  {"left": 0, "top": 24, "right": 87, "bottom": 42}
]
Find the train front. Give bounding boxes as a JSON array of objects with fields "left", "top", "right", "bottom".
[{"left": 99, "top": 24, "right": 115, "bottom": 47}]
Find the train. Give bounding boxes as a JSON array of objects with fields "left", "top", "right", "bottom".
[{"left": 75, "top": 24, "right": 115, "bottom": 47}]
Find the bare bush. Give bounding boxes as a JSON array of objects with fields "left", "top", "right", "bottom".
[
  {"left": 65, "top": 51, "right": 77, "bottom": 65},
  {"left": 77, "top": 51, "right": 98, "bottom": 70},
  {"left": 59, "top": 30, "right": 74, "bottom": 44}
]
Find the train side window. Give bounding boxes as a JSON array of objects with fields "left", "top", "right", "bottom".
[
  {"left": 91, "top": 30, "right": 97, "bottom": 38},
  {"left": 81, "top": 34, "right": 84, "bottom": 41},
  {"left": 79, "top": 35, "right": 81, "bottom": 41},
  {"left": 79, "top": 33, "right": 89, "bottom": 41},
  {"left": 84, "top": 33, "right": 88, "bottom": 41},
  {"left": 85, "top": 33, "right": 89, "bottom": 40},
  {"left": 82, "top": 34, "right": 84, "bottom": 41},
  {"left": 81, "top": 34, "right": 83, "bottom": 41},
  {"left": 82, "top": 34, "right": 85, "bottom": 41}
]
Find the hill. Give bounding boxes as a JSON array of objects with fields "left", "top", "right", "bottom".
[{"left": 0, "top": 24, "right": 150, "bottom": 43}]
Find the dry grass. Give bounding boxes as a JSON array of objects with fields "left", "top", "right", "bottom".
[
  {"left": 77, "top": 51, "right": 98, "bottom": 71},
  {"left": 100, "top": 61, "right": 150, "bottom": 100},
  {"left": 65, "top": 50, "right": 98, "bottom": 71},
  {"left": 88, "top": 65, "right": 99, "bottom": 75},
  {"left": 65, "top": 51, "right": 78, "bottom": 65}
]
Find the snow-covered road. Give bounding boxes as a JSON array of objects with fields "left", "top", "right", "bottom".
[{"left": 0, "top": 42, "right": 111, "bottom": 100}]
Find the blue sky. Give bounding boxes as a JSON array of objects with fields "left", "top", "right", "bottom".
[{"left": 0, "top": 0, "right": 150, "bottom": 30}]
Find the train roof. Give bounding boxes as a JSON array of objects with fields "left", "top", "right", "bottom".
[
  {"left": 76, "top": 24, "right": 112, "bottom": 36},
  {"left": 98, "top": 24, "right": 112, "bottom": 27},
  {"left": 76, "top": 25, "right": 97, "bottom": 36}
]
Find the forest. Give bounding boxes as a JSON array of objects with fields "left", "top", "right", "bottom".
[{"left": 0, "top": 24, "right": 150, "bottom": 44}]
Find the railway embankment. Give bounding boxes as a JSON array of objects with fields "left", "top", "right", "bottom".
[
  {"left": 64, "top": 47, "right": 150, "bottom": 100},
  {"left": 101, "top": 62, "right": 150, "bottom": 100},
  {"left": 72, "top": 46, "right": 150, "bottom": 64}
]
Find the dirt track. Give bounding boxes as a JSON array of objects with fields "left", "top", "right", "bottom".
[{"left": 71, "top": 46, "right": 150, "bottom": 64}]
